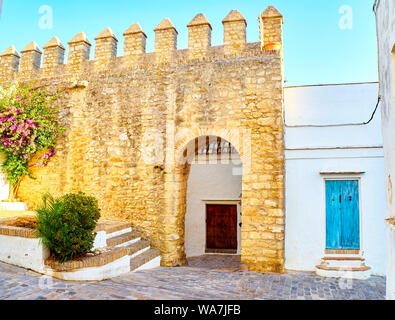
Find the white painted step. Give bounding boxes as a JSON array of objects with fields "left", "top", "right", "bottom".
[
  {"left": 316, "top": 265, "right": 372, "bottom": 280},
  {"left": 316, "top": 255, "right": 372, "bottom": 280},
  {"left": 321, "top": 256, "right": 366, "bottom": 268}
]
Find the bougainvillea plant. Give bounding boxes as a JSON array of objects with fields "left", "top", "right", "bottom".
[{"left": 0, "top": 82, "right": 63, "bottom": 202}]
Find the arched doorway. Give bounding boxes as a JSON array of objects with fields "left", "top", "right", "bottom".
[
  {"left": 184, "top": 137, "right": 242, "bottom": 258},
  {"left": 159, "top": 128, "right": 285, "bottom": 273},
  {"left": 159, "top": 134, "right": 244, "bottom": 267}
]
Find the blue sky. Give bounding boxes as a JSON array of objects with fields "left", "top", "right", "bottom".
[{"left": 0, "top": 0, "right": 378, "bottom": 86}]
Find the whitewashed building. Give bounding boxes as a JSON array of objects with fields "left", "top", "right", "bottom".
[
  {"left": 284, "top": 82, "right": 386, "bottom": 278},
  {"left": 374, "top": 0, "right": 395, "bottom": 299}
]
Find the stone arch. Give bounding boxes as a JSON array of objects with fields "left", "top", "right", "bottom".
[
  {"left": 159, "top": 128, "right": 248, "bottom": 267},
  {"left": 159, "top": 123, "right": 285, "bottom": 273}
]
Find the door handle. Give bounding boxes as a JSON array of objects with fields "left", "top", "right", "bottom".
[{"left": 339, "top": 195, "right": 342, "bottom": 203}]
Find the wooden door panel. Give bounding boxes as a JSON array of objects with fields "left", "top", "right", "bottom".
[
  {"left": 340, "top": 180, "right": 360, "bottom": 249},
  {"left": 326, "top": 180, "right": 360, "bottom": 250},
  {"left": 206, "top": 205, "right": 237, "bottom": 250},
  {"left": 326, "top": 181, "right": 342, "bottom": 249}
]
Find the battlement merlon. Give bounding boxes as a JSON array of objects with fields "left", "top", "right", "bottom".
[
  {"left": 0, "top": 46, "right": 20, "bottom": 81},
  {"left": 260, "top": 6, "right": 283, "bottom": 51},
  {"left": 20, "top": 42, "right": 42, "bottom": 74},
  {"left": 94, "top": 27, "right": 118, "bottom": 69},
  {"left": 43, "top": 37, "right": 66, "bottom": 76},
  {"left": 124, "top": 23, "right": 147, "bottom": 57},
  {"left": 0, "top": 6, "right": 283, "bottom": 82}
]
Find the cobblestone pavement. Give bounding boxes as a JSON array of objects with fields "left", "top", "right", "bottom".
[{"left": 0, "top": 256, "right": 386, "bottom": 300}]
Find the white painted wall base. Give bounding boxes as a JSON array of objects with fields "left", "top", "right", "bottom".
[
  {"left": 387, "top": 223, "right": 395, "bottom": 300},
  {"left": 45, "top": 255, "right": 131, "bottom": 281},
  {"left": 0, "top": 234, "right": 49, "bottom": 273}
]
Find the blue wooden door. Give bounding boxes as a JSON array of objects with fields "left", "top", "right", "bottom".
[{"left": 326, "top": 180, "right": 360, "bottom": 249}]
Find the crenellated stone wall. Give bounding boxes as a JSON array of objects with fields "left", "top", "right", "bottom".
[{"left": 0, "top": 6, "right": 285, "bottom": 272}]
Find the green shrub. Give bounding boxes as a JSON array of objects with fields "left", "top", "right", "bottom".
[{"left": 36, "top": 192, "right": 101, "bottom": 263}]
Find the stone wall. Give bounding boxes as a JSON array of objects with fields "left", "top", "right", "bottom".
[{"left": 0, "top": 6, "right": 285, "bottom": 272}]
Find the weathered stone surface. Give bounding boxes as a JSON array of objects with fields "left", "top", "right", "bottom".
[
  {"left": 94, "top": 27, "right": 118, "bottom": 41},
  {"left": 261, "top": 6, "right": 283, "bottom": 19},
  {"left": 222, "top": 9, "right": 247, "bottom": 25},
  {"left": 188, "top": 13, "right": 211, "bottom": 28},
  {"left": 42, "top": 37, "right": 65, "bottom": 76},
  {"left": 20, "top": 41, "right": 42, "bottom": 75},
  {"left": 21, "top": 41, "right": 42, "bottom": 54},
  {"left": 1, "top": 45, "right": 20, "bottom": 57},
  {"left": 0, "top": 7, "right": 285, "bottom": 273},
  {"left": 154, "top": 18, "right": 178, "bottom": 32},
  {"left": 43, "top": 36, "right": 65, "bottom": 50},
  {"left": 124, "top": 23, "right": 147, "bottom": 57}
]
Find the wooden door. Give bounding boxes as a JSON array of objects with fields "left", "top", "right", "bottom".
[
  {"left": 206, "top": 204, "right": 237, "bottom": 251},
  {"left": 326, "top": 180, "right": 360, "bottom": 250}
]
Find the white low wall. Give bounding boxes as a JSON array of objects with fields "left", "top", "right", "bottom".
[
  {"left": 0, "top": 234, "right": 49, "bottom": 273},
  {"left": 45, "top": 255, "right": 131, "bottom": 281},
  {"left": 0, "top": 229, "right": 130, "bottom": 281}
]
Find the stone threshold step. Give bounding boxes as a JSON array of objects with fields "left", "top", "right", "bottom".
[
  {"left": 130, "top": 248, "right": 160, "bottom": 272},
  {"left": 316, "top": 265, "right": 371, "bottom": 272},
  {"left": 127, "top": 239, "right": 151, "bottom": 256},
  {"left": 107, "top": 231, "right": 141, "bottom": 247},
  {"left": 322, "top": 256, "right": 365, "bottom": 261}
]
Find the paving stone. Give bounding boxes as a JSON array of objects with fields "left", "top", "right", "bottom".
[{"left": 0, "top": 256, "right": 386, "bottom": 300}]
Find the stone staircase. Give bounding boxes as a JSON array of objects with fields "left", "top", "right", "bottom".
[
  {"left": 315, "top": 254, "right": 371, "bottom": 280},
  {"left": 101, "top": 221, "right": 161, "bottom": 272}
]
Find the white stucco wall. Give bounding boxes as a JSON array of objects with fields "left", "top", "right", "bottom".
[
  {"left": 376, "top": 0, "right": 395, "bottom": 219},
  {"left": 185, "top": 157, "right": 242, "bottom": 258},
  {"left": 375, "top": 0, "right": 395, "bottom": 299},
  {"left": 0, "top": 235, "right": 50, "bottom": 273},
  {"left": 285, "top": 83, "right": 382, "bottom": 149},
  {"left": 0, "top": 153, "right": 9, "bottom": 201},
  {"left": 284, "top": 83, "right": 386, "bottom": 276}
]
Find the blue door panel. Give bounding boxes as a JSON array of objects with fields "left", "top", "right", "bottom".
[
  {"left": 326, "top": 180, "right": 360, "bottom": 250},
  {"left": 326, "top": 181, "right": 341, "bottom": 249},
  {"left": 340, "top": 180, "right": 360, "bottom": 249}
]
